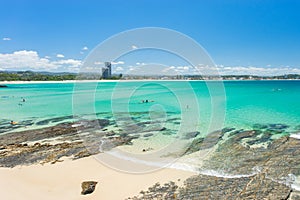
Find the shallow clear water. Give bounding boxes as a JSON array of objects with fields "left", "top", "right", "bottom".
[
  {"left": 2, "top": 80, "right": 300, "bottom": 173},
  {"left": 1, "top": 80, "right": 300, "bottom": 134}
]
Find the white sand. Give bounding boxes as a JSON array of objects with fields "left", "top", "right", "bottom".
[
  {"left": 0, "top": 156, "right": 195, "bottom": 200},
  {"left": 0, "top": 80, "right": 118, "bottom": 84}
]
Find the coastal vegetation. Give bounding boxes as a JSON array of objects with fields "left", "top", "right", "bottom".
[
  {"left": 0, "top": 71, "right": 299, "bottom": 81},
  {"left": 0, "top": 71, "right": 76, "bottom": 81},
  {"left": 0, "top": 71, "right": 123, "bottom": 81}
]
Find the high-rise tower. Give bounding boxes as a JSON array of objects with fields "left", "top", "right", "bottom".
[{"left": 102, "top": 62, "right": 112, "bottom": 79}]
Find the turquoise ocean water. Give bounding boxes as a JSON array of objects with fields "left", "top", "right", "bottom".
[{"left": 1, "top": 80, "right": 300, "bottom": 135}]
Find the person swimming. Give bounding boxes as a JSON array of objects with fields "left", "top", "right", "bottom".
[
  {"left": 10, "top": 120, "right": 18, "bottom": 125},
  {"left": 141, "top": 99, "right": 154, "bottom": 103}
]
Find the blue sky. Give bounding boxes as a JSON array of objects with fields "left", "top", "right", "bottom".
[{"left": 0, "top": 0, "right": 300, "bottom": 75}]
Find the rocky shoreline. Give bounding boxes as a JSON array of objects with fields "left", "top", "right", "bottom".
[
  {"left": 1, "top": 119, "right": 300, "bottom": 199},
  {"left": 127, "top": 173, "right": 295, "bottom": 199},
  {"left": 0, "top": 119, "right": 137, "bottom": 167},
  {"left": 127, "top": 125, "right": 300, "bottom": 199}
]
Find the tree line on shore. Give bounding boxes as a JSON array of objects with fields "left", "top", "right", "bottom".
[{"left": 0, "top": 71, "right": 123, "bottom": 81}]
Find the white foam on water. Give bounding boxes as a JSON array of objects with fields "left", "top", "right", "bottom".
[
  {"left": 291, "top": 174, "right": 300, "bottom": 191},
  {"left": 289, "top": 133, "right": 300, "bottom": 139},
  {"left": 169, "top": 162, "right": 200, "bottom": 173},
  {"left": 199, "top": 169, "right": 257, "bottom": 179},
  {"left": 292, "top": 183, "right": 300, "bottom": 191}
]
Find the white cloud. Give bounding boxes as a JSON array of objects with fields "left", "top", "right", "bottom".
[
  {"left": 177, "top": 66, "right": 189, "bottom": 70},
  {"left": 56, "top": 54, "right": 65, "bottom": 58},
  {"left": 0, "top": 51, "right": 55, "bottom": 70},
  {"left": 2, "top": 37, "right": 11, "bottom": 41},
  {"left": 93, "top": 61, "right": 124, "bottom": 65},
  {"left": 82, "top": 46, "right": 88, "bottom": 51},
  {"left": 169, "top": 66, "right": 191, "bottom": 74},
  {"left": 111, "top": 61, "right": 125, "bottom": 65},
  {"left": 128, "top": 66, "right": 135, "bottom": 71},
  {"left": 161, "top": 66, "right": 177, "bottom": 73},
  {"left": 131, "top": 45, "right": 138, "bottom": 50},
  {"left": 136, "top": 64, "right": 300, "bottom": 76},
  {"left": 0, "top": 51, "right": 299, "bottom": 76},
  {"left": 115, "top": 66, "right": 124, "bottom": 72},
  {"left": 216, "top": 65, "right": 300, "bottom": 76},
  {"left": 53, "top": 59, "right": 82, "bottom": 66},
  {"left": 0, "top": 50, "right": 82, "bottom": 72}
]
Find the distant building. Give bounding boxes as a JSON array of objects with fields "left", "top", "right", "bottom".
[{"left": 102, "top": 62, "right": 112, "bottom": 79}]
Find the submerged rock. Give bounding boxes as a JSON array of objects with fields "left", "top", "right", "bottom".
[
  {"left": 253, "top": 123, "right": 289, "bottom": 131},
  {"left": 253, "top": 123, "right": 268, "bottom": 130},
  {"left": 221, "top": 127, "right": 235, "bottom": 133},
  {"left": 184, "top": 130, "right": 224, "bottom": 154},
  {"left": 81, "top": 181, "right": 98, "bottom": 195},
  {"left": 294, "top": 125, "right": 300, "bottom": 131},
  {"left": 269, "top": 123, "right": 289, "bottom": 130},
  {"left": 182, "top": 131, "right": 200, "bottom": 140},
  {"left": 143, "top": 133, "right": 154, "bottom": 138}
]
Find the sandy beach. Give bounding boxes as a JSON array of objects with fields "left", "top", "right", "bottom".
[
  {"left": 0, "top": 156, "right": 195, "bottom": 200},
  {"left": 0, "top": 80, "right": 118, "bottom": 84}
]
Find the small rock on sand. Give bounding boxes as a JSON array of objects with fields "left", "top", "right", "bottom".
[{"left": 81, "top": 181, "right": 98, "bottom": 195}]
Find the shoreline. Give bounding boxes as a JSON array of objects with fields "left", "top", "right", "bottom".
[
  {"left": 1, "top": 79, "right": 300, "bottom": 84},
  {"left": 0, "top": 156, "right": 196, "bottom": 200},
  {"left": 1, "top": 120, "right": 300, "bottom": 199}
]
